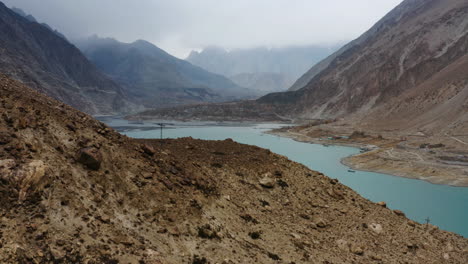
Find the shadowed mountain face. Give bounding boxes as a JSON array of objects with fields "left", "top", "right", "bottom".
[
  {"left": 187, "top": 45, "right": 339, "bottom": 92},
  {"left": 258, "top": 0, "right": 468, "bottom": 133},
  {"left": 76, "top": 36, "right": 258, "bottom": 109},
  {"left": 0, "top": 2, "right": 133, "bottom": 115}
]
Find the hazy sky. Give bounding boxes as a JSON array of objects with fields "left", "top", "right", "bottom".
[{"left": 3, "top": 0, "right": 403, "bottom": 58}]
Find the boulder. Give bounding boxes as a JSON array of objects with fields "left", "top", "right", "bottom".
[
  {"left": 336, "top": 239, "right": 348, "bottom": 250},
  {"left": 377, "top": 201, "right": 387, "bottom": 207},
  {"left": 77, "top": 147, "right": 102, "bottom": 170},
  {"left": 66, "top": 123, "right": 76, "bottom": 132},
  {"left": 290, "top": 233, "right": 301, "bottom": 239},
  {"left": 370, "top": 253, "right": 383, "bottom": 260},
  {"left": 393, "top": 210, "right": 405, "bottom": 217},
  {"left": 0, "top": 131, "right": 12, "bottom": 145},
  {"left": 330, "top": 178, "right": 339, "bottom": 185},
  {"left": 259, "top": 174, "right": 275, "bottom": 188},
  {"left": 0, "top": 159, "right": 48, "bottom": 201},
  {"left": 314, "top": 217, "right": 328, "bottom": 228},
  {"left": 350, "top": 244, "right": 364, "bottom": 255},
  {"left": 17, "top": 160, "right": 47, "bottom": 201},
  {"left": 142, "top": 144, "right": 156, "bottom": 155},
  {"left": 49, "top": 245, "right": 66, "bottom": 260},
  {"left": 17, "top": 117, "right": 28, "bottom": 129},
  {"left": 198, "top": 224, "right": 219, "bottom": 239},
  {"left": 0, "top": 159, "right": 16, "bottom": 181},
  {"left": 369, "top": 223, "right": 383, "bottom": 234},
  {"left": 328, "top": 187, "right": 344, "bottom": 199},
  {"left": 443, "top": 253, "right": 450, "bottom": 260}
]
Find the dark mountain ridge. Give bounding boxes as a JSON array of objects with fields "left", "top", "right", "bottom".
[{"left": 0, "top": 2, "right": 133, "bottom": 115}]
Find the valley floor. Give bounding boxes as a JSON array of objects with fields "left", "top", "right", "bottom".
[{"left": 269, "top": 124, "right": 468, "bottom": 187}]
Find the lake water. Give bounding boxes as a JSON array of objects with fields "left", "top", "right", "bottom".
[{"left": 101, "top": 118, "right": 468, "bottom": 237}]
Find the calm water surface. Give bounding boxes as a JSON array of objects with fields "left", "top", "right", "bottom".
[{"left": 101, "top": 118, "right": 468, "bottom": 237}]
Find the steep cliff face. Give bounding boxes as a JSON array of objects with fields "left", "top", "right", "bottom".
[
  {"left": 0, "top": 2, "right": 133, "bottom": 114},
  {"left": 76, "top": 37, "right": 257, "bottom": 109},
  {"left": 263, "top": 0, "right": 468, "bottom": 133},
  {"left": 1, "top": 74, "right": 467, "bottom": 263}
]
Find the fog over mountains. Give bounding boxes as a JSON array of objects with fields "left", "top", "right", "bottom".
[
  {"left": 75, "top": 36, "right": 257, "bottom": 109},
  {"left": 0, "top": 3, "right": 261, "bottom": 114},
  {"left": 187, "top": 45, "right": 340, "bottom": 92}
]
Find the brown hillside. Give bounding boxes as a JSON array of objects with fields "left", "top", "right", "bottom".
[{"left": 0, "top": 74, "right": 467, "bottom": 263}]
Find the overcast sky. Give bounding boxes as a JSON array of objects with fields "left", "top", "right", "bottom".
[{"left": 3, "top": 0, "right": 403, "bottom": 58}]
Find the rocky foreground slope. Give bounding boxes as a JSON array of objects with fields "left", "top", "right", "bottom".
[{"left": 0, "top": 74, "right": 467, "bottom": 263}]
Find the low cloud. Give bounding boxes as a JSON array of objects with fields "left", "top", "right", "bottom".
[{"left": 3, "top": 0, "right": 403, "bottom": 57}]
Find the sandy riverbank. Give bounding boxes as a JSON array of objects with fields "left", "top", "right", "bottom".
[{"left": 268, "top": 127, "right": 468, "bottom": 187}]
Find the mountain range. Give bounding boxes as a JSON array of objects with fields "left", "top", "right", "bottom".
[
  {"left": 0, "top": 3, "right": 259, "bottom": 114},
  {"left": 75, "top": 36, "right": 258, "bottom": 109},
  {"left": 146, "top": 0, "right": 468, "bottom": 137},
  {"left": 187, "top": 45, "right": 339, "bottom": 92},
  {"left": 3, "top": 0, "right": 467, "bottom": 135}
]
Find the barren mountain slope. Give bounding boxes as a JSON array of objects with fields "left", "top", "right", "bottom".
[
  {"left": 0, "top": 2, "right": 133, "bottom": 114},
  {"left": 0, "top": 74, "right": 467, "bottom": 263},
  {"left": 260, "top": 0, "right": 468, "bottom": 131},
  {"left": 362, "top": 53, "right": 468, "bottom": 135}
]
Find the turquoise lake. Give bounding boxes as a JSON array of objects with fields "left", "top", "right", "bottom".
[{"left": 101, "top": 118, "right": 468, "bottom": 238}]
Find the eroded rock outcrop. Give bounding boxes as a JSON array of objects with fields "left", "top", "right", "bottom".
[{"left": 77, "top": 147, "right": 102, "bottom": 170}]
